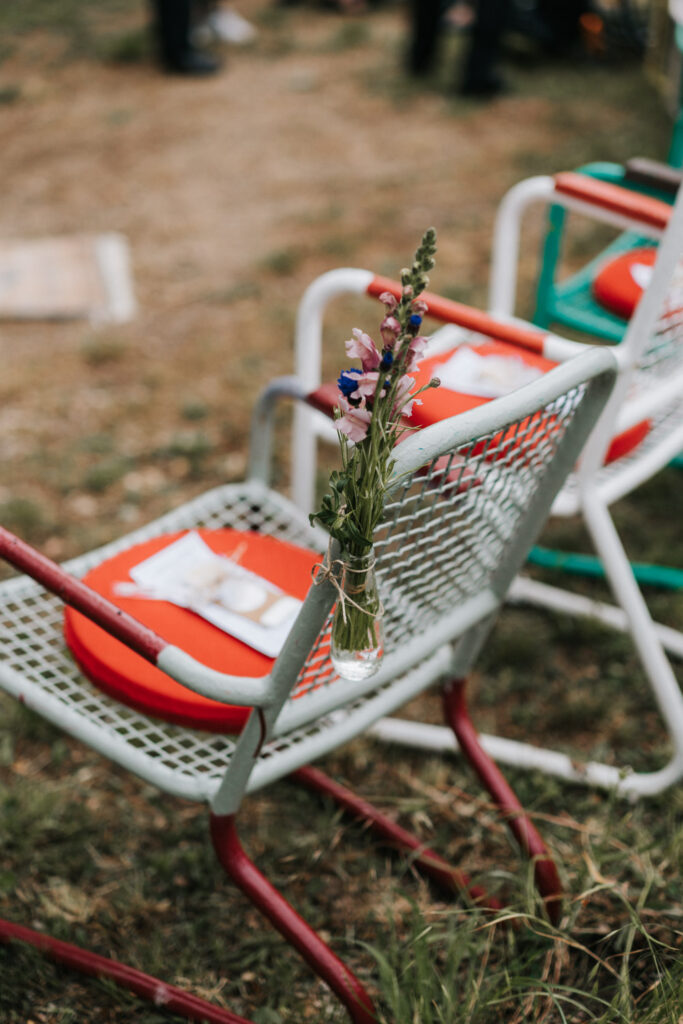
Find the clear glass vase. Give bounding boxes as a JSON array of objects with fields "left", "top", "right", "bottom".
[{"left": 330, "top": 549, "right": 385, "bottom": 680}]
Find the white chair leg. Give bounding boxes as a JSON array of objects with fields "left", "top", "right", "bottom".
[
  {"left": 579, "top": 495, "right": 683, "bottom": 791},
  {"left": 508, "top": 576, "right": 683, "bottom": 660},
  {"left": 368, "top": 717, "right": 683, "bottom": 798},
  {"left": 371, "top": 495, "right": 683, "bottom": 799}
]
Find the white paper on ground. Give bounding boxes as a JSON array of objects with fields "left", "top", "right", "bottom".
[
  {"left": 126, "top": 532, "right": 302, "bottom": 658},
  {"left": 0, "top": 233, "right": 136, "bottom": 324},
  {"left": 436, "top": 346, "right": 544, "bottom": 398}
]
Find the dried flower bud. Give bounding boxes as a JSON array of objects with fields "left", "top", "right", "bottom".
[
  {"left": 380, "top": 315, "right": 401, "bottom": 347},
  {"left": 378, "top": 291, "right": 398, "bottom": 313}
]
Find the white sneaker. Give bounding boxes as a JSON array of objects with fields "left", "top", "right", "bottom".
[{"left": 209, "top": 7, "right": 258, "bottom": 44}]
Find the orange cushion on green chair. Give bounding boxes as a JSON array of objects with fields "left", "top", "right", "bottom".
[
  {"left": 592, "top": 247, "right": 657, "bottom": 320},
  {"left": 64, "top": 529, "right": 318, "bottom": 733}
]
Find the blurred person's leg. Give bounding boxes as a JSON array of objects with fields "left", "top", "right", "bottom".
[
  {"left": 460, "top": 0, "right": 508, "bottom": 96},
  {"left": 408, "top": 0, "right": 442, "bottom": 75},
  {"left": 151, "top": 0, "right": 221, "bottom": 74}
]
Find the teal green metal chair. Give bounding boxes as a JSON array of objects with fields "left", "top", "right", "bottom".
[
  {"left": 525, "top": 8, "right": 683, "bottom": 343},
  {"left": 529, "top": 159, "right": 680, "bottom": 343}
]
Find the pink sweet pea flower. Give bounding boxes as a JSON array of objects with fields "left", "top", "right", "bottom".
[
  {"left": 337, "top": 397, "right": 372, "bottom": 442},
  {"left": 355, "top": 371, "right": 382, "bottom": 399},
  {"left": 378, "top": 291, "right": 398, "bottom": 313},
  {"left": 402, "top": 395, "right": 422, "bottom": 419},
  {"left": 380, "top": 315, "right": 401, "bottom": 348},
  {"left": 392, "top": 374, "right": 417, "bottom": 416},
  {"left": 390, "top": 373, "right": 424, "bottom": 418},
  {"left": 404, "top": 335, "right": 428, "bottom": 372},
  {"left": 345, "top": 328, "right": 381, "bottom": 372},
  {"left": 412, "top": 299, "right": 428, "bottom": 316}
]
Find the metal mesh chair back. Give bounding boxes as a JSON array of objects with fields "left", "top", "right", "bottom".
[
  {"left": 280, "top": 355, "right": 613, "bottom": 735},
  {"left": 619, "top": 183, "right": 683, "bottom": 367},
  {"left": 573, "top": 184, "right": 683, "bottom": 480},
  {"left": 638, "top": 252, "right": 683, "bottom": 381}
]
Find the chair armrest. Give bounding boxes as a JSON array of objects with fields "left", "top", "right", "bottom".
[
  {"left": 248, "top": 375, "right": 345, "bottom": 484},
  {"left": 624, "top": 157, "right": 683, "bottom": 198},
  {"left": 367, "top": 274, "right": 571, "bottom": 357},
  {"left": 305, "top": 382, "right": 340, "bottom": 418},
  {"left": 490, "top": 170, "right": 671, "bottom": 318},
  {"left": 553, "top": 171, "right": 672, "bottom": 230},
  {"left": 0, "top": 525, "right": 273, "bottom": 707}
]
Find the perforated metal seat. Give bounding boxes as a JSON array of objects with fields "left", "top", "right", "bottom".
[{"left": 0, "top": 481, "right": 318, "bottom": 803}]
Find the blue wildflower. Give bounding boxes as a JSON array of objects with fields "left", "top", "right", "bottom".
[
  {"left": 380, "top": 350, "right": 394, "bottom": 371},
  {"left": 337, "top": 368, "right": 362, "bottom": 398},
  {"left": 409, "top": 314, "right": 422, "bottom": 328}
]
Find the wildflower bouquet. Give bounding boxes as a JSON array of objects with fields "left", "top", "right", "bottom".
[{"left": 311, "top": 228, "right": 439, "bottom": 678}]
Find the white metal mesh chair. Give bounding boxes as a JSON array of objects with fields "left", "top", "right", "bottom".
[
  {"left": 290, "top": 180, "right": 683, "bottom": 799},
  {"left": 487, "top": 171, "right": 683, "bottom": 797},
  {"left": 0, "top": 346, "right": 615, "bottom": 1022}
]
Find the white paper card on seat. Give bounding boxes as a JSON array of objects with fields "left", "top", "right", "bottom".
[
  {"left": 437, "top": 346, "right": 544, "bottom": 398},
  {"left": 123, "top": 531, "right": 301, "bottom": 658},
  {"left": 630, "top": 262, "right": 653, "bottom": 291}
]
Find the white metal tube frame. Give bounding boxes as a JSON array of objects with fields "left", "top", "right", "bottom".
[{"left": 289, "top": 194, "right": 683, "bottom": 796}]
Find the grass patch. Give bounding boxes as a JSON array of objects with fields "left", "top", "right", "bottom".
[
  {"left": 205, "top": 281, "right": 262, "bottom": 305},
  {"left": 97, "top": 27, "right": 150, "bottom": 65},
  {"left": 0, "top": 738, "right": 680, "bottom": 1021},
  {"left": 261, "top": 246, "right": 305, "bottom": 277},
  {"left": 0, "top": 84, "right": 21, "bottom": 104},
  {"left": 323, "top": 21, "right": 372, "bottom": 53},
  {"left": 180, "top": 399, "right": 209, "bottom": 422},
  {"left": 80, "top": 336, "right": 128, "bottom": 367},
  {"left": 0, "top": 0, "right": 144, "bottom": 63},
  {"left": 81, "top": 457, "right": 130, "bottom": 493},
  {"left": 0, "top": 498, "right": 49, "bottom": 544}
]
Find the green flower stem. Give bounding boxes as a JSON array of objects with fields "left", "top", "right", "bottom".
[
  {"left": 314, "top": 228, "right": 439, "bottom": 660},
  {"left": 330, "top": 552, "right": 382, "bottom": 656}
]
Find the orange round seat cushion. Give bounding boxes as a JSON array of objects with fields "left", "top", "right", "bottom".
[
  {"left": 64, "top": 529, "right": 319, "bottom": 733},
  {"left": 592, "top": 247, "right": 657, "bottom": 320},
  {"left": 409, "top": 340, "right": 555, "bottom": 428},
  {"left": 409, "top": 340, "right": 650, "bottom": 465}
]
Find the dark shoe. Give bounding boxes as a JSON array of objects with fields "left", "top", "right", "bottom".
[
  {"left": 165, "top": 48, "right": 222, "bottom": 75},
  {"left": 459, "top": 69, "right": 506, "bottom": 97}
]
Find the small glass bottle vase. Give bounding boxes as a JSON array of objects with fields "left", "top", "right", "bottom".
[{"left": 330, "top": 549, "right": 385, "bottom": 681}]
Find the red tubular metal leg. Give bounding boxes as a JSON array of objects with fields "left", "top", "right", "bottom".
[
  {"left": 442, "top": 679, "right": 563, "bottom": 926},
  {"left": 210, "top": 813, "right": 377, "bottom": 1024},
  {"left": 0, "top": 917, "right": 253, "bottom": 1024},
  {"left": 292, "top": 764, "right": 503, "bottom": 913}
]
